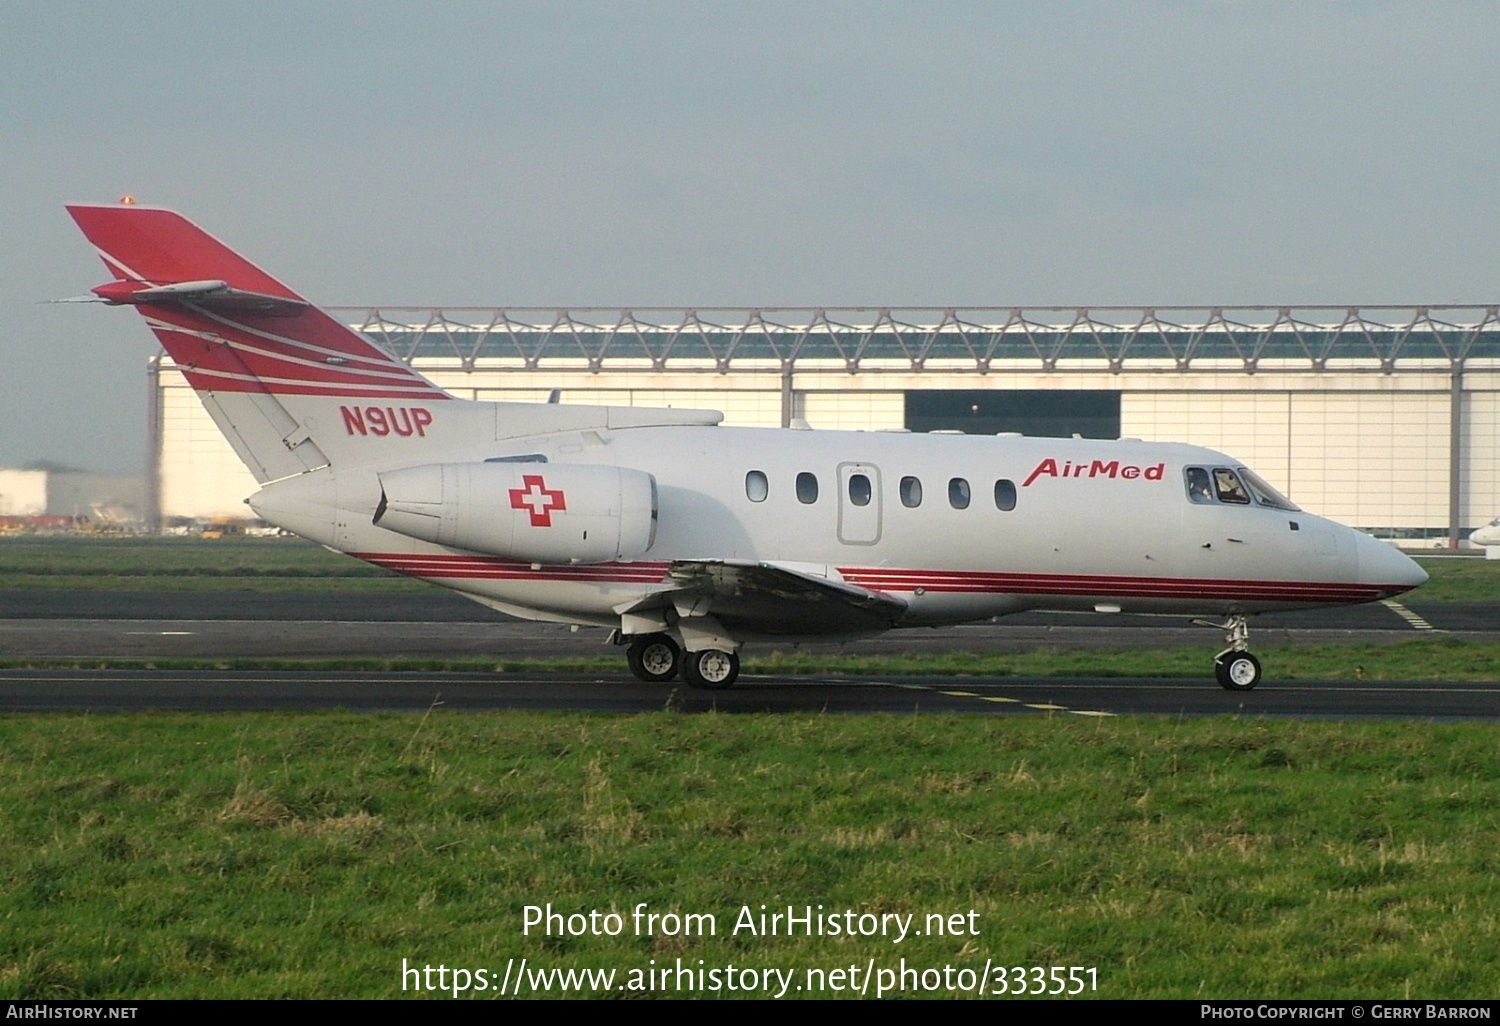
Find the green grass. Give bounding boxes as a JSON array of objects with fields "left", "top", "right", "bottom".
[
  {"left": 1, "top": 712, "right": 1496, "bottom": 999},
  {"left": 0, "top": 536, "right": 370, "bottom": 572},
  {"left": 1, "top": 541, "right": 1495, "bottom": 998},
  {"left": 0, "top": 574, "right": 431, "bottom": 592},
  {"left": 0, "top": 536, "right": 403, "bottom": 588},
  {"left": 1408, "top": 555, "right": 1500, "bottom": 603}
]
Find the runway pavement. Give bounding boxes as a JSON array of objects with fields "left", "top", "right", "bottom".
[
  {"left": 0, "top": 588, "right": 1486, "bottom": 661},
  {"left": 0, "top": 615, "right": 1452, "bottom": 661},
  {"left": 0, "top": 589, "right": 1493, "bottom": 718},
  {"left": 1, "top": 668, "right": 1496, "bottom": 719}
]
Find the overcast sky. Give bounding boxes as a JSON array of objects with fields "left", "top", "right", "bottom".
[{"left": 3, "top": 1, "right": 1497, "bottom": 473}]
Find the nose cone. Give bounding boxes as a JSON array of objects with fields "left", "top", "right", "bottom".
[{"left": 1355, "top": 533, "right": 1428, "bottom": 597}]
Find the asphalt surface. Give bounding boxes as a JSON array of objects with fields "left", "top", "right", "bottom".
[
  {"left": 0, "top": 669, "right": 1496, "bottom": 719},
  {"left": 0, "top": 606, "right": 1464, "bottom": 660},
  {"left": 0, "top": 615, "right": 1451, "bottom": 660},
  {"left": 0, "top": 588, "right": 1495, "bottom": 718}
]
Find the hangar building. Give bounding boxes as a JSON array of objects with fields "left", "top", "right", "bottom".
[{"left": 149, "top": 304, "right": 1500, "bottom": 545}]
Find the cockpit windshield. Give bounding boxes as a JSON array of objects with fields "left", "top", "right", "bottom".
[
  {"left": 1185, "top": 467, "right": 1214, "bottom": 504},
  {"left": 1183, "top": 465, "right": 1300, "bottom": 512},
  {"left": 1213, "top": 468, "right": 1251, "bottom": 504},
  {"left": 1237, "top": 467, "right": 1300, "bottom": 511}
]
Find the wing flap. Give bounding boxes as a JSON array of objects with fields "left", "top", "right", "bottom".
[{"left": 660, "top": 559, "right": 907, "bottom": 637}]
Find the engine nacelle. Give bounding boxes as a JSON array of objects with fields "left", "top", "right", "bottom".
[{"left": 374, "top": 462, "right": 657, "bottom": 564}]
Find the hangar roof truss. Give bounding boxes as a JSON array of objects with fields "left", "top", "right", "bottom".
[{"left": 339, "top": 305, "right": 1500, "bottom": 374}]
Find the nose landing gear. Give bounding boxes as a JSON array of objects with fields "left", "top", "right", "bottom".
[
  {"left": 1213, "top": 649, "right": 1262, "bottom": 690},
  {"left": 1194, "top": 614, "right": 1263, "bottom": 691}
]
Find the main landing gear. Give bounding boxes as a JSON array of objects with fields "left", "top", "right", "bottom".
[
  {"left": 626, "top": 633, "right": 681, "bottom": 682},
  {"left": 1194, "top": 614, "right": 1263, "bottom": 691},
  {"left": 624, "top": 633, "right": 741, "bottom": 690},
  {"left": 681, "top": 648, "right": 740, "bottom": 689}
]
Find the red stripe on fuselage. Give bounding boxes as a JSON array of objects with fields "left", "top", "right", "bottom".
[
  {"left": 352, "top": 553, "right": 673, "bottom": 583},
  {"left": 838, "top": 568, "right": 1391, "bottom": 603},
  {"left": 348, "top": 552, "right": 1401, "bottom": 604}
]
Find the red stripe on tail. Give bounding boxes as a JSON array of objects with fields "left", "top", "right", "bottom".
[{"left": 66, "top": 204, "right": 448, "bottom": 400}]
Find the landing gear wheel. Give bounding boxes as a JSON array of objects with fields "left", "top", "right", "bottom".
[
  {"left": 1214, "top": 650, "right": 1262, "bottom": 691},
  {"left": 626, "top": 634, "right": 681, "bottom": 683},
  {"left": 1196, "top": 614, "right": 1261, "bottom": 691},
  {"left": 682, "top": 649, "right": 739, "bottom": 690}
]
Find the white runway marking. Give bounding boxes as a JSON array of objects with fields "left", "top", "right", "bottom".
[
  {"left": 884, "top": 680, "right": 1115, "bottom": 716},
  {"left": 1380, "top": 600, "right": 1440, "bottom": 631}
]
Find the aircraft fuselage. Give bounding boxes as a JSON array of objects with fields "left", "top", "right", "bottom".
[{"left": 250, "top": 421, "right": 1421, "bottom": 632}]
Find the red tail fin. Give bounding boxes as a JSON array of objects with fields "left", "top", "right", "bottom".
[
  {"left": 66, "top": 204, "right": 447, "bottom": 401},
  {"left": 68, "top": 204, "right": 301, "bottom": 297}
]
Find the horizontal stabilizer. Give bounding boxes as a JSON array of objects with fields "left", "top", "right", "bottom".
[{"left": 88, "top": 278, "right": 310, "bottom": 316}]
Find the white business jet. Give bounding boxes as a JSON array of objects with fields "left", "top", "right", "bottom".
[
  {"left": 1471, "top": 517, "right": 1500, "bottom": 556},
  {"left": 66, "top": 203, "right": 1426, "bottom": 691}
]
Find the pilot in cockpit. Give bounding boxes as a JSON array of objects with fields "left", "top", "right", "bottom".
[
  {"left": 1213, "top": 468, "right": 1251, "bottom": 504},
  {"left": 1185, "top": 466, "right": 1214, "bottom": 504}
]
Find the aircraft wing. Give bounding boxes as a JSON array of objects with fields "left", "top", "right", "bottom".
[{"left": 625, "top": 559, "right": 907, "bottom": 637}]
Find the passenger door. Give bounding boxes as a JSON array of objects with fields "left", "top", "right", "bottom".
[{"left": 837, "top": 462, "right": 882, "bottom": 545}]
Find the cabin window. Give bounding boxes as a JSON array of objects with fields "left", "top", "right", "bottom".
[
  {"left": 745, "top": 470, "right": 768, "bottom": 502},
  {"left": 948, "top": 477, "right": 971, "bottom": 509},
  {"left": 848, "top": 473, "right": 872, "bottom": 507},
  {"left": 1213, "top": 468, "right": 1251, "bottom": 505},
  {"left": 900, "top": 476, "right": 922, "bottom": 508},
  {"left": 994, "top": 479, "right": 1017, "bottom": 511},
  {"left": 1185, "top": 467, "right": 1214, "bottom": 504},
  {"left": 796, "top": 472, "right": 819, "bottom": 504}
]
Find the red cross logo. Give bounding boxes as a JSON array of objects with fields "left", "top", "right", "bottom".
[{"left": 509, "top": 474, "right": 567, "bottom": 527}]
